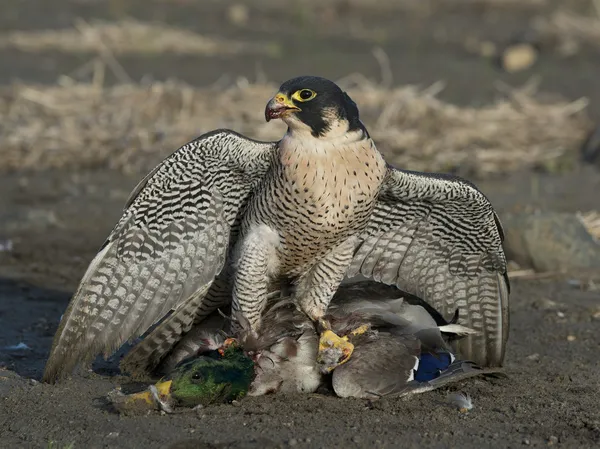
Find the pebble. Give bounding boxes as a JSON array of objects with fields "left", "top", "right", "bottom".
[
  {"left": 227, "top": 4, "right": 249, "bottom": 26},
  {"left": 567, "top": 335, "right": 577, "bottom": 342},
  {"left": 288, "top": 438, "right": 298, "bottom": 446},
  {"left": 523, "top": 438, "right": 531, "bottom": 445},
  {"left": 547, "top": 435, "right": 559, "bottom": 445},
  {"left": 500, "top": 43, "right": 538, "bottom": 73},
  {"left": 0, "top": 240, "right": 13, "bottom": 252}
]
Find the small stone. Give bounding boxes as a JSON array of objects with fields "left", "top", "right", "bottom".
[
  {"left": 227, "top": 4, "right": 249, "bottom": 26},
  {"left": 288, "top": 438, "right": 298, "bottom": 446},
  {"left": 547, "top": 435, "right": 558, "bottom": 445},
  {"left": 567, "top": 335, "right": 577, "bottom": 342},
  {"left": 526, "top": 353, "right": 540, "bottom": 361},
  {"left": 500, "top": 43, "right": 538, "bottom": 73},
  {"left": 523, "top": 438, "right": 530, "bottom": 445},
  {"left": 556, "top": 311, "right": 565, "bottom": 318},
  {"left": 567, "top": 279, "right": 582, "bottom": 288},
  {"left": 533, "top": 298, "right": 558, "bottom": 310},
  {"left": 231, "top": 400, "right": 241, "bottom": 407}
]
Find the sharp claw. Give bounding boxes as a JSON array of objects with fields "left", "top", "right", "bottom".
[
  {"left": 316, "top": 324, "right": 371, "bottom": 373},
  {"left": 317, "top": 317, "right": 331, "bottom": 333},
  {"left": 317, "top": 330, "right": 355, "bottom": 373}
]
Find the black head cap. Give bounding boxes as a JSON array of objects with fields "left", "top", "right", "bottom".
[{"left": 275, "top": 76, "right": 364, "bottom": 137}]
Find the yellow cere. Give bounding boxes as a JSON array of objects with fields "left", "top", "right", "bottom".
[{"left": 275, "top": 93, "right": 297, "bottom": 109}]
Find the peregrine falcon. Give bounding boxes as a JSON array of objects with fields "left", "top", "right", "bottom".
[{"left": 42, "top": 76, "right": 509, "bottom": 383}]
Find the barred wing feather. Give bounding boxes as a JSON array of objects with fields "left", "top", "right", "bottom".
[
  {"left": 43, "top": 130, "right": 276, "bottom": 382},
  {"left": 348, "top": 167, "right": 510, "bottom": 367}
]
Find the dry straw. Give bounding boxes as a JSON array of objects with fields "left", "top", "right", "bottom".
[
  {"left": 0, "top": 67, "right": 590, "bottom": 177},
  {"left": 579, "top": 211, "right": 600, "bottom": 239},
  {"left": 533, "top": 4, "right": 600, "bottom": 51},
  {"left": 0, "top": 71, "right": 590, "bottom": 176},
  {"left": 0, "top": 18, "right": 275, "bottom": 57}
]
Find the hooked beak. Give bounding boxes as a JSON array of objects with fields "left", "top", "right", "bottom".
[{"left": 265, "top": 93, "right": 300, "bottom": 122}]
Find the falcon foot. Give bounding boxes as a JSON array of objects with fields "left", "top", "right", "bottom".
[{"left": 316, "top": 323, "right": 370, "bottom": 373}]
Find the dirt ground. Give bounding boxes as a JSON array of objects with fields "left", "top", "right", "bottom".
[{"left": 1, "top": 1, "right": 600, "bottom": 448}]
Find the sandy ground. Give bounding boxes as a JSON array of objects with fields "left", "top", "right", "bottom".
[{"left": 1, "top": 1, "right": 600, "bottom": 448}]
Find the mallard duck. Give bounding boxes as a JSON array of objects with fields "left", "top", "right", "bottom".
[
  {"left": 109, "top": 342, "right": 254, "bottom": 414},
  {"left": 108, "top": 281, "right": 486, "bottom": 411},
  {"left": 319, "top": 283, "right": 481, "bottom": 398}
]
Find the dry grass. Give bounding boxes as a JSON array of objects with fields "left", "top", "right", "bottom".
[
  {"left": 0, "top": 73, "right": 590, "bottom": 176},
  {"left": 0, "top": 19, "right": 277, "bottom": 57},
  {"left": 579, "top": 211, "right": 600, "bottom": 239},
  {"left": 533, "top": 8, "right": 600, "bottom": 52}
]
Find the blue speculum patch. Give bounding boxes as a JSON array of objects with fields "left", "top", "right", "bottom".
[{"left": 414, "top": 352, "right": 454, "bottom": 382}]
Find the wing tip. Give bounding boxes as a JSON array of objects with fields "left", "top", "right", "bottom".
[
  {"left": 461, "top": 271, "right": 510, "bottom": 368},
  {"left": 42, "top": 350, "right": 84, "bottom": 384}
]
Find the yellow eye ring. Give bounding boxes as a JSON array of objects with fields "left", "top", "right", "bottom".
[{"left": 291, "top": 89, "right": 317, "bottom": 102}]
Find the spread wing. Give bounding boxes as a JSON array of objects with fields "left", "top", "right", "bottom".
[
  {"left": 347, "top": 167, "right": 509, "bottom": 367},
  {"left": 43, "top": 130, "right": 277, "bottom": 382}
]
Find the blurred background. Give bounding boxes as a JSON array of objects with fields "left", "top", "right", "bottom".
[
  {"left": 1, "top": 0, "right": 600, "bottom": 176},
  {"left": 1, "top": 1, "right": 599, "bottom": 448}
]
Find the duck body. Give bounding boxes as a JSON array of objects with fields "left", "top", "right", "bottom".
[{"left": 159, "top": 281, "right": 483, "bottom": 402}]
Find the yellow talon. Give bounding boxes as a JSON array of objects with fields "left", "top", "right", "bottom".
[{"left": 317, "top": 329, "right": 355, "bottom": 372}]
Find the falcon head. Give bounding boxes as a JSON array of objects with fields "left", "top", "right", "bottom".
[{"left": 265, "top": 76, "right": 363, "bottom": 137}]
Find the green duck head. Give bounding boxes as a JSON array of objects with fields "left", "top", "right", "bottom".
[{"left": 168, "top": 346, "right": 255, "bottom": 407}]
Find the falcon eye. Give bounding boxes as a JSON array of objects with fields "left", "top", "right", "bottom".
[
  {"left": 292, "top": 89, "right": 317, "bottom": 102},
  {"left": 192, "top": 372, "right": 202, "bottom": 380}
]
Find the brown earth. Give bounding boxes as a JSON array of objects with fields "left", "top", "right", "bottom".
[{"left": 1, "top": 1, "right": 600, "bottom": 448}]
